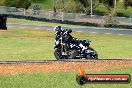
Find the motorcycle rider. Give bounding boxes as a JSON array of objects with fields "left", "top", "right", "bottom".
[
  {"left": 62, "top": 28, "right": 88, "bottom": 54},
  {"left": 54, "top": 26, "right": 77, "bottom": 55},
  {"left": 54, "top": 26, "right": 88, "bottom": 55},
  {"left": 54, "top": 26, "right": 68, "bottom": 55},
  {"left": 54, "top": 26, "right": 62, "bottom": 48}
]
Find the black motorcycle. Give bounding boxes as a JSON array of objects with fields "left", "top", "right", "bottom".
[{"left": 54, "top": 26, "right": 98, "bottom": 60}]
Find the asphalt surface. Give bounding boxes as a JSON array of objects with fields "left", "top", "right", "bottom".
[{"left": 7, "top": 23, "right": 132, "bottom": 35}]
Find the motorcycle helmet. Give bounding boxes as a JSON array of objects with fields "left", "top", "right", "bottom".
[
  {"left": 67, "top": 29, "right": 72, "bottom": 33},
  {"left": 63, "top": 29, "right": 72, "bottom": 35},
  {"left": 63, "top": 29, "right": 72, "bottom": 34},
  {"left": 54, "top": 26, "right": 62, "bottom": 31}
]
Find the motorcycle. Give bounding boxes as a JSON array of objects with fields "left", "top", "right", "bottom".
[{"left": 54, "top": 26, "right": 98, "bottom": 60}]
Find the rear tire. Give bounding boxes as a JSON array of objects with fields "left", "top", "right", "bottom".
[
  {"left": 86, "top": 54, "right": 98, "bottom": 60},
  {"left": 85, "top": 47, "right": 98, "bottom": 60}
]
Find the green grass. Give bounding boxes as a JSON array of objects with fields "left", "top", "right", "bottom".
[
  {"left": 72, "top": 32, "right": 132, "bottom": 59},
  {"left": 116, "top": 2, "right": 132, "bottom": 17},
  {"left": 0, "top": 27, "right": 54, "bottom": 60},
  {"left": 31, "top": 0, "right": 53, "bottom": 10},
  {"left": 7, "top": 18, "right": 90, "bottom": 28},
  {"left": 0, "top": 67, "right": 131, "bottom": 88},
  {"left": 0, "top": 27, "right": 132, "bottom": 61}
]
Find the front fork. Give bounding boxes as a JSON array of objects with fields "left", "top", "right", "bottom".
[{"left": 61, "top": 43, "right": 67, "bottom": 55}]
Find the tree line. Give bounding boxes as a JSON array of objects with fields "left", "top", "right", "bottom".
[
  {"left": 1, "top": 0, "right": 132, "bottom": 16},
  {"left": 53, "top": 0, "right": 132, "bottom": 16}
]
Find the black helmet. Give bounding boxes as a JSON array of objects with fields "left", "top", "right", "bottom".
[
  {"left": 67, "top": 29, "right": 72, "bottom": 33},
  {"left": 54, "top": 26, "right": 62, "bottom": 31}
]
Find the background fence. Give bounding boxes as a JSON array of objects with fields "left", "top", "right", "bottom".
[{"left": 0, "top": 6, "right": 132, "bottom": 25}]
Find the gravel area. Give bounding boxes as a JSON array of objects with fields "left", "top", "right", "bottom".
[{"left": 0, "top": 60, "right": 132, "bottom": 75}]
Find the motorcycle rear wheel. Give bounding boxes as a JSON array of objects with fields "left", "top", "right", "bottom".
[
  {"left": 85, "top": 54, "right": 98, "bottom": 60},
  {"left": 85, "top": 47, "right": 98, "bottom": 60}
]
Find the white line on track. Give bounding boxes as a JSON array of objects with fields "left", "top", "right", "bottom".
[
  {"left": 19, "top": 27, "right": 26, "bottom": 29},
  {"left": 118, "top": 34, "right": 125, "bottom": 35},
  {"left": 7, "top": 26, "right": 14, "bottom": 27},
  {"left": 46, "top": 29, "right": 51, "bottom": 30},
  {"left": 77, "top": 31, "right": 83, "bottom": 33},
  {"left": 90, "top": 32, "right": 97, "bottom": 34},
  {"left": 34, "top": 28, "right": 41, "bottom": 29},
  {"left": 105, "top": 33, "right": 111, "bottom": 35}
]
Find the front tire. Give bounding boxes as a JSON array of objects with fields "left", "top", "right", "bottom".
[
  {"left": 54, "top": 49, "right": 63, "bottom": 60},
  {"left": 54, "top": 49, "right": 68, "bottom": 60}
]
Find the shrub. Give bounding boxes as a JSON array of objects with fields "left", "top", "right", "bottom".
[
  {"left": 32, "top": 5, "right": 41, "bottom": 15},
  {"left": 4, "top": 0, "right": 31, "bottom": 9}
]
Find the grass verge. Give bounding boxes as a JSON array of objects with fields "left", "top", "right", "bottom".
[
  {"left": 7, "top": 18, "right": 90, "bottom": 29},
  {"left": 0, "top": 67, "right": 131, "bottom": 88}
]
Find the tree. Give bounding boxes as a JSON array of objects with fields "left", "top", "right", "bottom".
[
  {"left": 99, "top": 0, "right": 117, "bottom": 16},
  {"left": 74, "top": 0, "right": 101, "bottom": 15},
  {"left": 4, "top": 0, "right": 31, "bottom": 10},
  {"left": 53, "top": 0, "right": 65, "bottom": 16},
  {"left": 53, "top": 0, "right": 57, "bottom": 16},
  {"left": 61, "top": 0, "right": 64, "bottom": 11},
  {"left": 32, "top": 5, "right": 41, "bottom": 15},
  {"left": 124, "top": 0, "right": 132, "bottom": 9}
]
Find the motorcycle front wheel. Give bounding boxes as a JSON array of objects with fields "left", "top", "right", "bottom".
[{"left": 54, "top": 49, "right": 67, "bottom": 60}]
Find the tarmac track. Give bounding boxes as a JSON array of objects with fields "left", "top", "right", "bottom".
[{"left": 7, "top": 23, "right": 132, "bottom": 35}]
